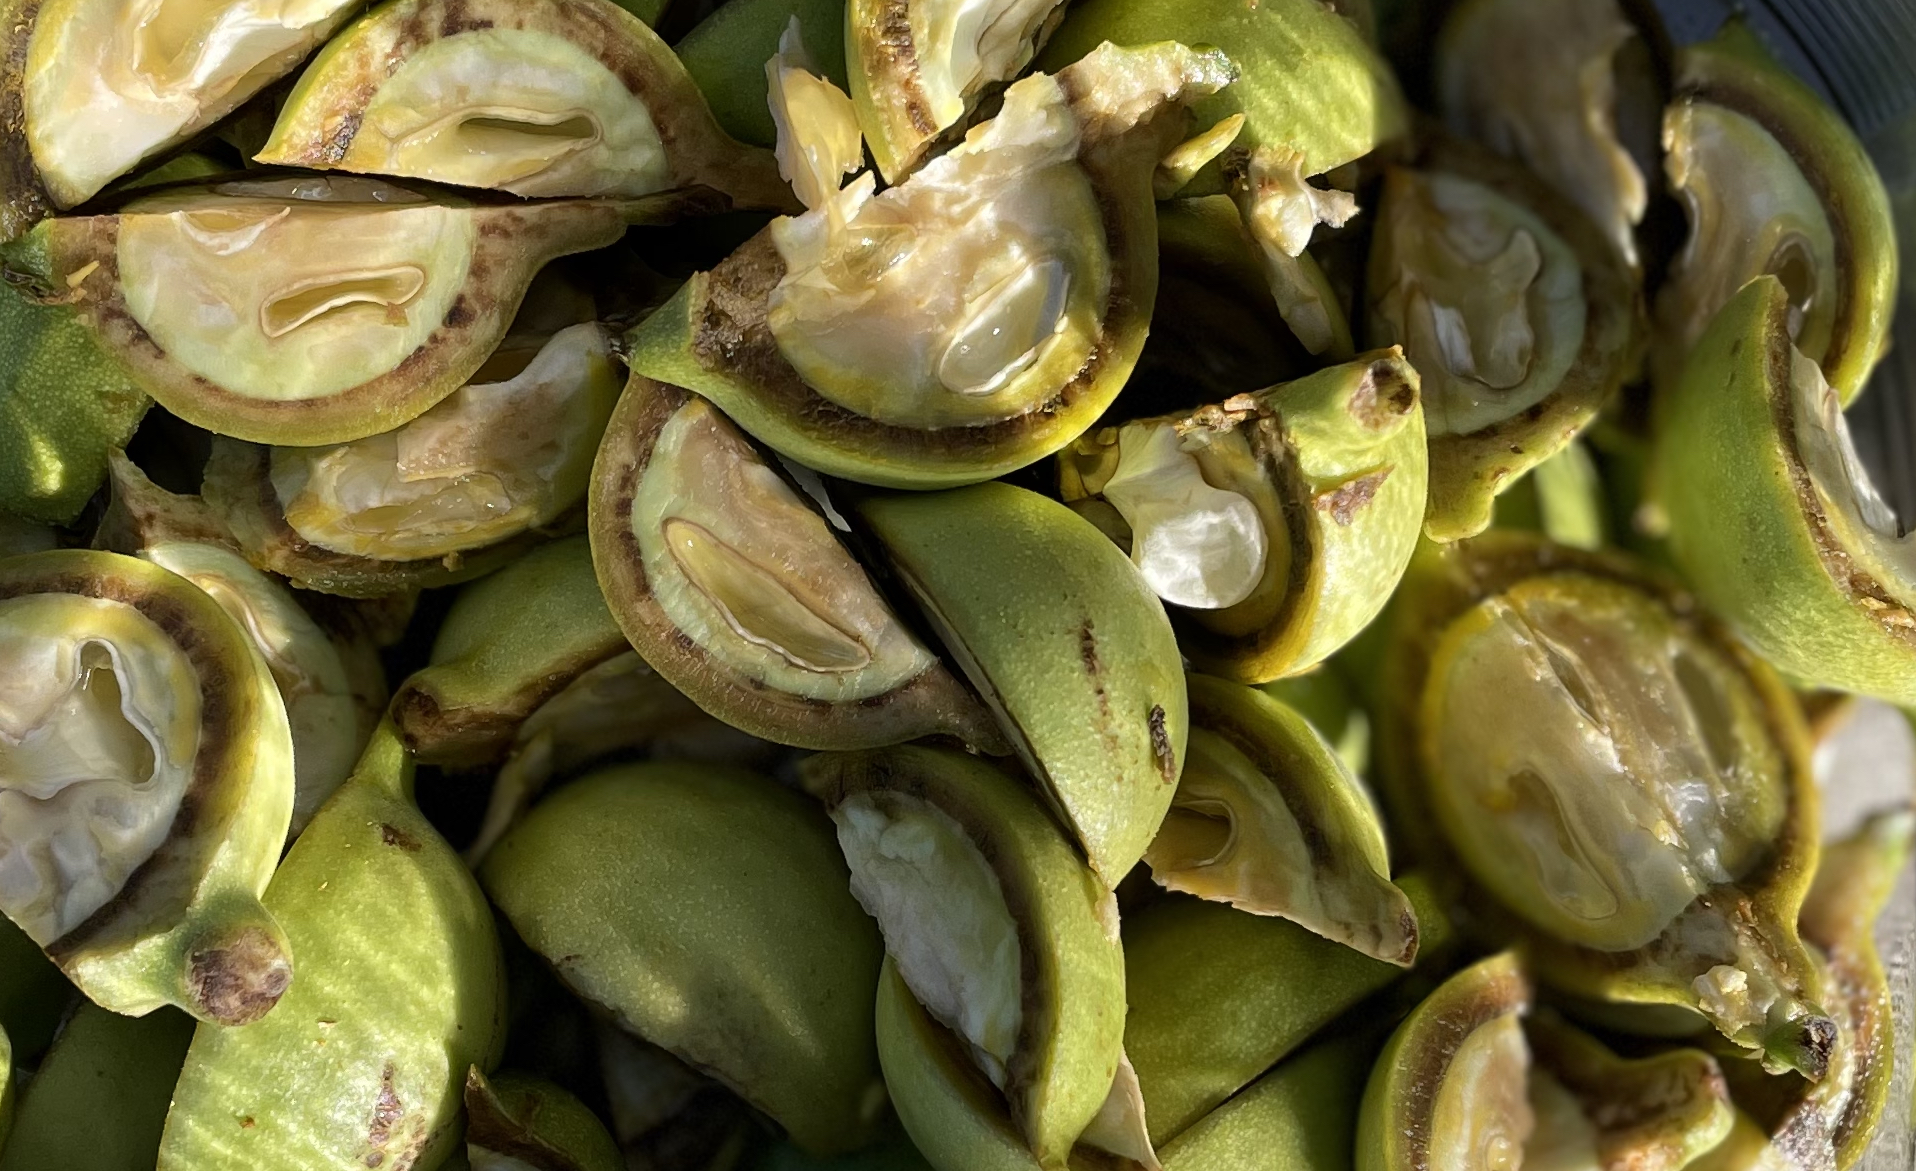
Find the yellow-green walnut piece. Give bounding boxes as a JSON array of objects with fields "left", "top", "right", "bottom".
[
  {"left": 0, "top": 1003, "right": 194, "bottom": 1171},
  {"left": 465, "top": 1067, "right": 624, "bottom": 1171}
]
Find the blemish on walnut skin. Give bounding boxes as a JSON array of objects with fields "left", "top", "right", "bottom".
[
  {"left": 379, "top": 823, "right": 422, "bottom": 852},
  {"left": 1315, "top": 468, "right": 1393, "bottom": 526},
  {"left": 186, "top": 925, "right": 291, "bottom": 1025}
]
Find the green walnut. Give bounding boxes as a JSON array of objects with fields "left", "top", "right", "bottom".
[
  {"left": 1154, "top": 1029, "right": 1374, "bottom": 1171},
  {"left": 626, "top": 41, "right": 1231, "bottom": 489},
  {"left": 159, "top": 724, "right": 507, "bottom": 1170},
  {"left": 1060, "top": 349, "right": 1427, "bottom": 683},
  {"left": 480, "top": 762, "right": 886, "bottom": 1155},
  {"left": 1436, "top": 0, "right": 1651, "bottom": 266},
  {"left": 99, "top": 452, "right": 384, "bottom": 833},
  {"left": 1656, "top": 276, "right": 1916, "bottom": 708},
  {"left": 0, "top": 0, "right": 359, "bottom": 232},
  {"left": 3, "top": 176, "right": 626, "bottom": 447},
  {"left": 675, "top": 0, "right": 848, "bottom": 148},
  {"left": 1123, "top": 877, "right": 1450, "bottom": 1146},
  {"left": 1143, "top": 674, "right": 1417, "bottom": 966},
  {"left": 1367, "top": 139, "right": 1643, "bottom": 542},
  {"left": 465, "top": 1067, "right": 623, "bottom": 1171},
  {"left": 589, "top": 378, "right": 1004, "bottom": 751},
  {"left": 806, "top": 745, "right": 1128, "bottom": 1168},
  {"left": 0, "top": 549, "right": 296, "bottom": 1025},
  {"left": 1652, "top": 21, "right": 1897, "bottom": 406},
  {"left": 0, "top": 1002, "right": 194, "bottom": 1171},
  {"left": 1378, "top": 533, "right": 1833, "bottom": 1078},
  {"left": 846, "top": 0, "right": 1069, "bottom": 182},
  {"left": 258, "top": 0, "right": 790, "bottom": 208},
  {"left": 857, "top": 481, "right": 1187, "bottom": 886}
]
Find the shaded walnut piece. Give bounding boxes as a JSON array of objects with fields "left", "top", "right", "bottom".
[
  {"left": 1, "top": 0, "right": 359, "bottom": 229},
  {"left": 589, "top": 376, "right": 1002, "bottom": 751},
  {"left": 805, "top": 745, "right": 1128, "bottom": 1168},
  {"left": 0, "top": 1000, "right": 193, "bottom": 1171},
  {"left": 0, "top": 549, "right": 295, "bottom": 1025},
  {"left": 1144, "top": 674, "right": 1417, "bottom": 966},
  {"left": 847, "top": 0, "right": 1070, "bottom": 182},
  {"left": 257, "top": 0, "right": 790, "bottom": 208},
  {"left": 1656, "top": 277, "right": 1916, "bottom": 707},
  {"left": 2, "top": 176, "right": 626, "bottom": 448},
  {"left": 626, "top": 42, "right": 1230, "bottom": 490},
  {"left": 465, "top": 1067, "right": 623, "bottom": 1171},
  {"left": 1227, "top": 145, "right": 1359, "bottom": 359},
  {"left": 855, "top": 481, "right": 1187, "bottom": 886},
  {"left": 1652, "top": 21, "right": 1897, "bottom": 406},
  {"left": 1356, "top": 953, "right": 1533, "bottom": 1171},
  {"left": 1521, "top": 1012, "right": 1731, "bottom": 1171},
  {"left": 1123, "top": 876, "right": 1453, "bottom": 1146},
  {"left": 1060, "top": 350, "right": 1426, "bottom": 683},
  {"left": 98, "top": 452, "right": 379, "bottom": 834},
  {"left": 1376, "top": 533, "right": 1833, "bottom": 1078},
  {"left": 158, "top": 725, "right": 506, "bottom": 1171},
  {"left": 1367, "top": 142, "right": 1642, "bottom": 542},
  {"left": 1154, "top": 1029, "right": 1375, "bottom": 1171},
  {"left": 1436, "top": 0, "right": 1650, "bottom": 266},
  {"left": 478, "top": 762, "right": 887, "bottom": 1156}
]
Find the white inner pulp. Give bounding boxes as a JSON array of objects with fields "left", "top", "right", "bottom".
[
  {"left": 143, "top": 540, "right": 357, "bottom": 829},
  {"left": 1429, "top": 1010, "right": 1534, "bottom": 1171},
  {"left": 1428, "top": 574, "right": 1787, "bottom": 952},
  {"left": 116, "top": 178, "right": 474, "bottom": 403},
  {"left": 1522, "top": 1069, "right": 1602, "bottom": 1171},
  {"left": 1438, "top": 0, "right": 1648, "bottom": 266},
  {"left": 25, "top": 0, "right": 358, "bottom": 205},
  {"left": 767, "top": 64, "right": 1109, "bottom": 428},
  {"left": 341, "top": 30, "right": 671, "bottom": 198},
  {"left": 271, "top": 321, "right": 619, "bottom": 560},
  {"left": 1791, "top": 348, "right": 1916, "bottom": 603},
  {"left": 1374, "top": 170, "right": 1586, "bottom": 437},
  {"left": 1662, "top": 101, "right": 1836, "bottom": 370},
  {"left": 0, "top": 594, "right": 201, "bottom": 945},
  {"left": 833, "top": 793, "right": 1022, "bottom": 1087},
  {"left": 1100, "top": 422, "right": 1267, "bottom": 611},
  {"left": 631, "top": 398, "right": 938, "bottom": 701},
  {"left": 909, "top": 0, "right": 1063, "bottom": 132}
]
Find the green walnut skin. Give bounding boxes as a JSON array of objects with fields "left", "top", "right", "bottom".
[
  {"left": 1155, "top": 1029, "right": 1376, "bottom": 1171},
  {"left": 158, "top": 724, "right": 507, "bottom": 1171},
  {"left": 464, "top": 1067, "right": 623, "bottom": 1171},
  {"left": 0, "top": 1002, "right": 194, "bottom": 1171},
  {"left": 1038, "top": 0, "right": 1406, "bottom": 186},
  {"left": 857, "top": 482, "right": 1188, "bottom": 887},
  {"left": 1123, "top": 875, "right": 1451, "bottom": 1146},
  {"left": 676, "top": 0, "right": 848, "bottom": 148},
  {"left": 1657, "top": 276, "right": 1916, "bottom": 707},
  {"left": 390, "top": 535, "right": 628, "bottom": 768},
  {"left": 806, "top": 745, "right": 1127, "bottom": 1168},
  {"left": 479, "top": 762, "right": 886, "bottom": 1155}
]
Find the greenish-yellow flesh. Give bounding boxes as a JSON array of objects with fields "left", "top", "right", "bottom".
[
  {"left": 1429, "top": 1011, "right": 1533, "bottom": 1171},
  {"left": 767, "top": 66, "right": 1111, "bottom": 427},
  {"left": 1659, "top": 102, "right": 1837, "bottom": 381},
  {"left": 1372, "top": 169, "right": 1585, "bottom": 438},
  {"left": 0, "top": 594, "right": 200, "bottom": 944},
  {"left": 630, "top": 397, "right": 938, "bottom": 701},
  {"left": 1521, "top": 1070, "right": 1601, "bottom": 1171},
  {"left": 116, "top": 178, "right": 476, "bottom": 404},
  {"left": 269, "top": 322, "right": 619, "bottom": 560},
  {"left": 1789, "top": 346, "right": 1916, "bottom": 609},
  {"left": 1424, "top": 573, "right": 1786, "bottom": 952},
  {"left": 24, "top": 0, "right": 360, "bottom": 205},
  {"left": 832, "top": 792, "right": 1022, "bottom": 1089}
]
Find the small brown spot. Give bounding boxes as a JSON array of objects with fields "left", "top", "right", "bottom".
[
  {"left": 442, "top": 297, "right": 473, "bottom": 329},
  {"left": 365, "top": 1063, "right": 404, "bottom": 1167},
  {"left": 379, "top": 823, "right": 422, "bottom": 852},
  {"left": 1314, "top": 469, "right": 1392, "bottom": 526},
  {"left": 187, "top": 926, "right": 292, "bottom": 1025},
  {"left": 1149, "top": 705, "right": 1176, "bottom": 784},
  {"left": 239, "top": 1116, "right": 256, "bottom": 1129},
  {"left": 1078, "top": 621, "right": 1101, "bottom": 675},
  {"left": 321, "top": 112, "right": 363, "bottom": 164}
]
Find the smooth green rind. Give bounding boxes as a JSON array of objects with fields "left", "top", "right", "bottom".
[
  {"left": 158, "top": 725, "right": 507, "bottom": 1171},
  {"left": 390, "top": 536, "right": 627, "bottom": 767},
  {"left": 856, "top": 483, "right": 1187, "bottom": 887},
  {"left": 1259, "top": 665, "right": 1368, "bottom": 776},
  {"left": 465, "top": 1068, "right": 624, "bottom": 1171},
  {"left": 1037, "top": 0, "right": 1405, "bottom": 183},
  {"left": 1657, "top": 277, "right": 1916, "bottom": 706},
  {"left": 1123, "top": 875, "right": 1451, "bottom": 1146},
  {"left": 806, "top": 745, "right": 1126, "bottom": 1166},
  {"left": 0, "top": 1003, "right": 193, "bottom": 1171},
  {"left": 0, "top": 550, "right": 296, "bottom": 1025},
  {"left": 1659, "top": 22, "right": 1897, "bottom": 407},
  {"left": 676, "top": 0, "right": 848, "bottom": 147},
  {"left": 1355, "top": 952, "right": 1531, "bottom": 1171},
  {"left": 1156, "top": 1030, "right": 1375, "bottom": 1171},
  {"left": 1490, "top": 439, "right": 1607, "bottom": 551},
  {"left": 0, "top": 281, "right": 148, "bottom": 524},
  {"left": 479, "top": 763, "right": 885, "bottom": 1155}
]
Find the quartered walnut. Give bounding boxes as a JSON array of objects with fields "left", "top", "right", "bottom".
[
  {"left": 10, "top": 0, "right": 359, "bottom": 219},
  {"left": 256, "top": 0, "right": 788, "bottom": 207}
]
